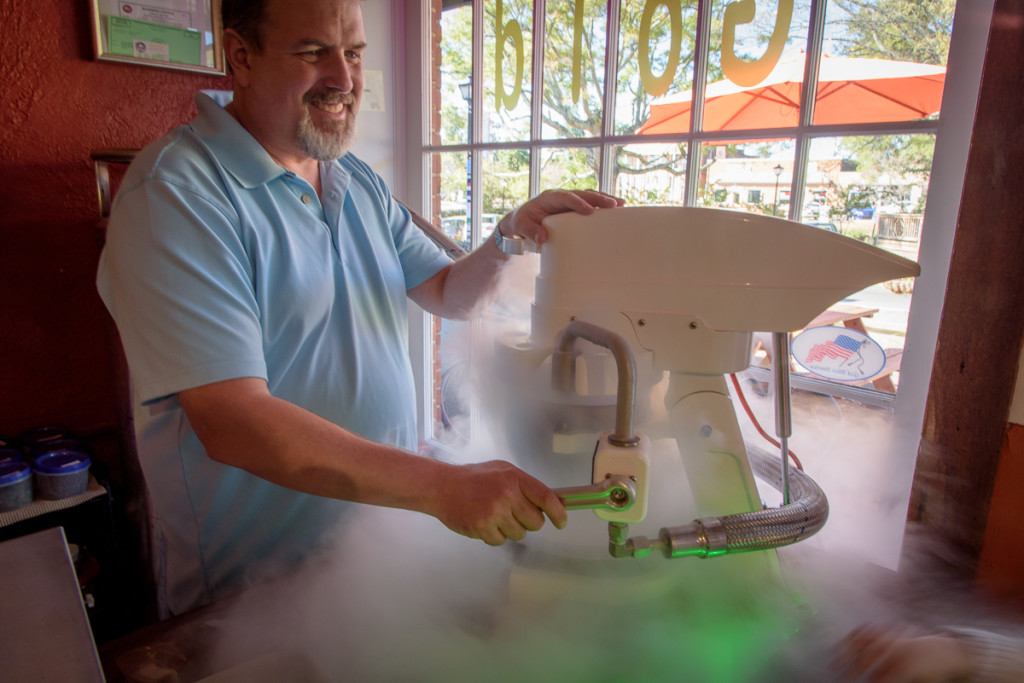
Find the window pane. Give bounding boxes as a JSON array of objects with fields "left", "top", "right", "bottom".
[
  {"left": 816, "top": 0, "right": 951, "bottom": 126},
  {"left": 428, "top": 151, "right": 472, "bottom": 443},
  {"left": 619, "top": 0, "right": 699, "bottom": 135},
  {"left": 806, "top": 134, "right": 934, "bottom": 238},
  {"left": 696, "top": 139, "right": 795, "bottom": 215},
  {"left": 542, "top": 0, "right": 607, "bottom": 139},
  {"left": 613, "top": 142, "right": 688, "bottom": 205},
  {"left": 539, "top": 146, "right": 599, "bottom": 192},
  {"left": 484, "top": 0, "right": 533, "bottom": 143},
  {"left": 790, "top": 133, "right": 934, "bottom": 393},
  {"left": 701, "top": 0, "right": 809, "bottom": 132},
  {"left": 481, "top": 148, "right": 530, "bottom": 218},
  {"left": 435, "top": 316, "right": 471, "bottom": 444},
  {"left": 436, "top": 4, "right": 473, "bottom": 146},
  {"left": 431, "top": 151, "right": 472, "bottom": 250}
]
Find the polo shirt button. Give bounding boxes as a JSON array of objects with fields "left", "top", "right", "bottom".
[{"left": 301, "top": 194, "right": 312, "bottom": 204}]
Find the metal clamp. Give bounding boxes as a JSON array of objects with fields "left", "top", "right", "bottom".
[{"left": 555, "top": 475, "right": 636, "bottom": 512}]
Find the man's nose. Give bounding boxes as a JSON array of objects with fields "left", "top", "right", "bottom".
[{"left": 324, "top": 50, "right": 356, "bottom": 92}]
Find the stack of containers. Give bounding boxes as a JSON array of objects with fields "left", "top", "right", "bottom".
[
  {"left": 0, "top": 446, "right": 32, "bottom": 512},
  {"left": 0, "top": 426, "right": 92, "bottom": 512}
]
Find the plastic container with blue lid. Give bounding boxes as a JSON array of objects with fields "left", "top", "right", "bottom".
[
  {"left": 19, "top": 426, "right": 75, "bottom": 455},
  {"left": 32, "top": 449, "right": 91, "bottom": 500},
  {"left": 0, "top": 458, "right": 33, "bottom": 511},
  {"left": 0, "top": 446, "right": 23, "bottom": 464},
  {"left": 27, "top": 438, "right": 85, "bottom": 460}
]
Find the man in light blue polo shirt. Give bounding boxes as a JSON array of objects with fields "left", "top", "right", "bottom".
[{"left": 96, "top": 0, "right": 622, "bottom": 616}]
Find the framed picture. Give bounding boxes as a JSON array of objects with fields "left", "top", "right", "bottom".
[{"left": 90, "top": 0, "right": 224, "bottom": 75}]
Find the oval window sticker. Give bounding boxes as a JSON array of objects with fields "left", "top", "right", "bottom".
[{"left": 791, "top": 326, "right": 886, "bottom": 383}]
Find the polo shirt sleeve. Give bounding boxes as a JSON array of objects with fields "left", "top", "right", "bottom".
[
  {"left": 341, "top": 155, "right": 452, "bottom": 290},
  {"left": 99, "top": 176, "right": 267, "bottom": 406},
  {"left": 390, "top": 198, "right": 454, "bottom": 290}
]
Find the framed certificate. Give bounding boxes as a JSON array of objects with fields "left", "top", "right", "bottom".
[{"left": 90, "top": 0, "right": 224, "bottom": 75}]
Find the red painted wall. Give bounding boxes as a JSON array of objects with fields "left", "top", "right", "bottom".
[{"left": 0, "top": 1, "right": 228, "bottom": 439}]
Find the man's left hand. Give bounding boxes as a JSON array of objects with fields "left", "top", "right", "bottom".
[{"left": 496, "top": 189, "right": 624, "bottom": 245}]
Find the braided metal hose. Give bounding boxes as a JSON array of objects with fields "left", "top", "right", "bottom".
[{"left": 655, "top": 444, "right": 829, "bottom": 558}]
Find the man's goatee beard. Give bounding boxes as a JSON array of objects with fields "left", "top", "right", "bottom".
[{"left": 298, "top": 90, "right": 358, "bottom": 160}]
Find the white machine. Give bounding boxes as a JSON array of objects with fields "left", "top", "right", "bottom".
[{"left": 490, "top": 206, "right": 920, "bottom": 563}]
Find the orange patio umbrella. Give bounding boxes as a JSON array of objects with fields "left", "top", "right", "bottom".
[{"left": 637, "top": 52, "right": 946, "bottom": 135}]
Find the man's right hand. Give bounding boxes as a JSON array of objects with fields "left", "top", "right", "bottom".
[{"left": 432, "top": 460, "right": 568, "bottom": 546}]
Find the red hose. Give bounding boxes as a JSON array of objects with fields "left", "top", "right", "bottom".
[{"left": 729, "top": 373, "right": 803, "bottom": 471}]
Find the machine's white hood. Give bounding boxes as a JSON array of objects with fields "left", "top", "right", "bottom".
[{"left": 538, "top": 206, "right": 921, "bottom": 334}]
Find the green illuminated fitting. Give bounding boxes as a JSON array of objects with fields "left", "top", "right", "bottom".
[{"left": 658, "top": 518, "right": 729, "bottom": 559}]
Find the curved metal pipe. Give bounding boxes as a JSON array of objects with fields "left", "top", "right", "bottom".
[
  {"left": 547, "top": 320, "right": 826, "bottom": 558},
  {"left": 551, "top": 320, "right": 639, "bottom": 447},
  {"left": 655, "top": 443, "right": 829, "bottom": 558}
]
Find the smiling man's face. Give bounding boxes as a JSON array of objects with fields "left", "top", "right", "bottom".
[{"left": 231, "top": 0, "right": 366, "bottom": 164}]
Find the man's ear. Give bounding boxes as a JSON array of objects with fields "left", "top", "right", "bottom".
[{"left": 223, "top": 29, "right": 254, "bottom": 86}]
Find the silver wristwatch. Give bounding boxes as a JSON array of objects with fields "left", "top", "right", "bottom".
[{"left": 492, "top": 226, "right": 526, "bottom": 255}]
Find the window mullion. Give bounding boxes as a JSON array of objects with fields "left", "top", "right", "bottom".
[
  {"left": 788, "top": 0, "right": 829, "bottom": 221},
  {"left": 528, "top": 0, "right": 547, "bottom": 197},
  {"left": 789, "top": 138, "right": 809, "bottom": 221},
  {"left": 468, "top": 0, "right": 484, "bottom": 249},
  {"left": 598, "top": 0, "right": 621, "bottom": 194},
  {"left": 471, "top": 1, "right": 484, "bottom": 144},
  {"left": 799, "top": 0, "right": 828, "bottom": 127},
  {"left": 530, "top": 0, "right": 546, "bottom": 144},
  {"left": 684, "top": 0, "right": 714, "bottom": 206}
]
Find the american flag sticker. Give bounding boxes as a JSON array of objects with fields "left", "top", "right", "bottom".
[{"left": 791, "top": 326, "right": 886, "bottom": 382}]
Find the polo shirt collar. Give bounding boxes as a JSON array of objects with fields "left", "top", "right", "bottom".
[
  {"left": 190, "top": 92, "right": 352, "bottom": 193},
  {"left": 190, "top": 91, "right": 289, "bottom": 189}
]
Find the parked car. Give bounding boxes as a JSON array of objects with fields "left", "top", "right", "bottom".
[
  {"left": 875, "top": 203, "right": 904, "bottom": 215},
  {"left": 802, "top": 201, "right": 823, "bottom": 220},
  {"left": 480, "top": 214, "right": 501, "bottom": 241},
  {"left": 849, "top": 207, "right": 875, "bottom": 220},
  {"left": 441, "top": 216, "right": 468, "bottom": 248},
  {"left": 804, "top": 221, "right": 840, "bottom": 233}
]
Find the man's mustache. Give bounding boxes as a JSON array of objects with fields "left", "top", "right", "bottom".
[{"left": 304, "top": 90, "right": 357, "bottom": 106}]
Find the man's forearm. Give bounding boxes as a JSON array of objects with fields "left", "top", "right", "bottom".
[
  {"left": 438, "top": 225, "right": 511, "bottom": 318},
  {"left": 407, "top": 225, "right": 510, "bottom": 320},
  {"left": 179, "top": 377, "right": 451, "bottom": 516},
  {"left": 180, "top": 374, "right": 567, "bottom": 546}
]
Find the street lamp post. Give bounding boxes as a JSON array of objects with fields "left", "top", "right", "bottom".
[{"left": 772, "top": 164, "right": 784, "bottom": 217}]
